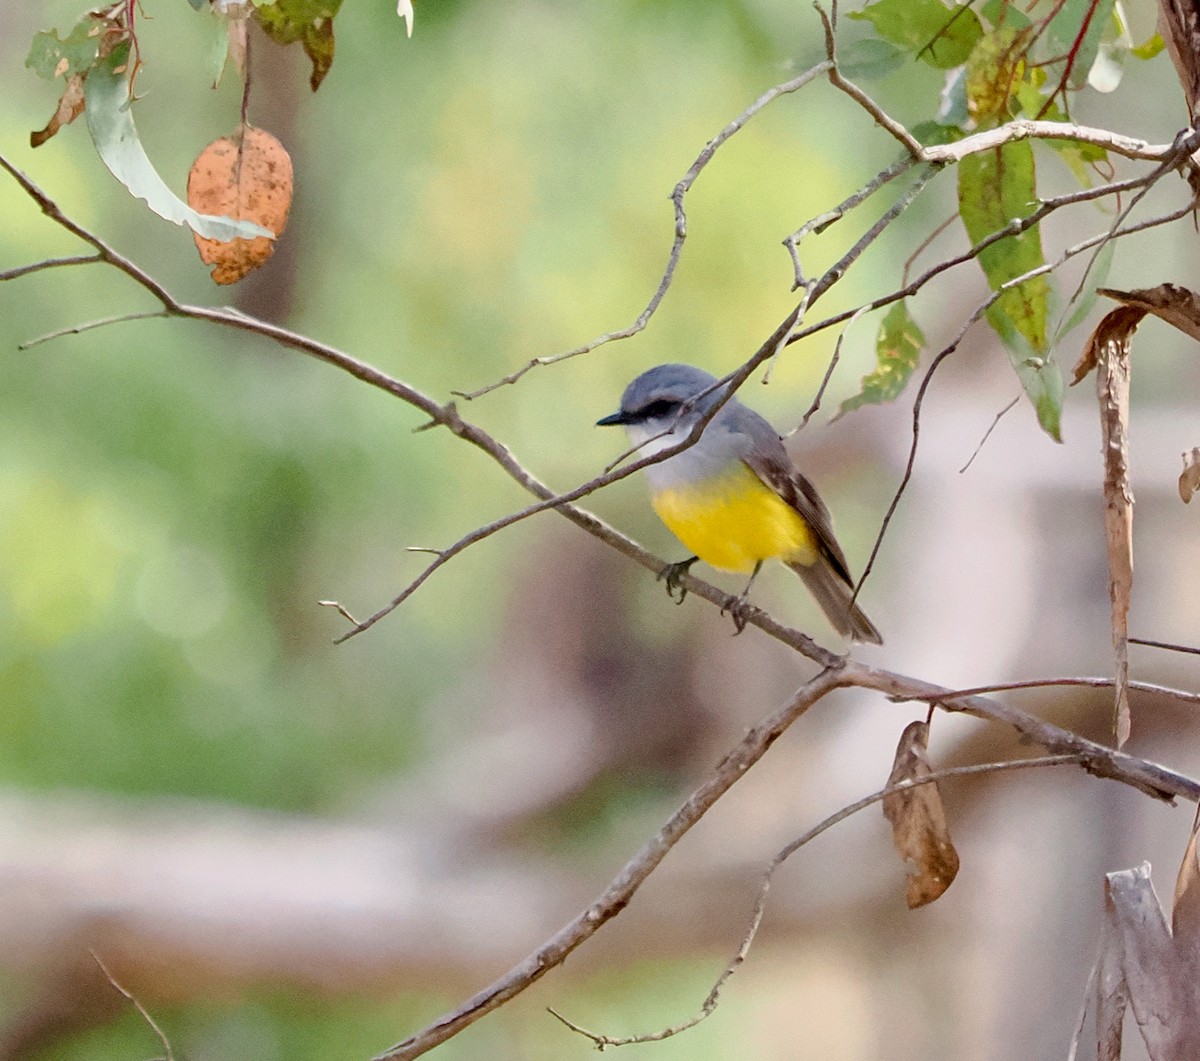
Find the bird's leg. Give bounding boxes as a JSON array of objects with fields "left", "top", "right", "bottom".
[
  {"left": 721, "top": 561, "right": 762, "bottom": 634},
  {"left": 659, "top": 555, "right": 699, "bottom": 603}
]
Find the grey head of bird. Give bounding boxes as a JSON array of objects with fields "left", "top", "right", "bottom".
[{"left": 596, "top": 364, "right": 739, "bottom": 453}]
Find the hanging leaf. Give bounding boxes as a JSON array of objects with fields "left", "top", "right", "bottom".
[
  {"left": 1072, "top": 305, "right": 1140, "bottom": 747},
  {"left": 254, "top": 0, "right": 344, "bottom": 92},
  {"left": 959, "top": 141, "right": 1059, "bottom": 439},
  {"left": 837, "top": 302, "right": 923, "bottom": 417},
  {"left": 84, "top": 44, "right": 274, "bottom": 242},
  {"left": 882, "top": 721, "right": 960, "bottom": 909},
  {"left": 25, "top": 18, "right": 106, "bottom": 81},
  {"left": 187, "top": 126, "right": 293, "bottom": 285},
  {"left": 1181, "top": 448, "right": 1200, "bottom": 503},
  {"left": 1089, "top": 5, "right": 1134, "bottom": 93},
  {"left": 965, "top": 27, "right": 1027, "bottom": 122},
  {"left": 1037, "top": 0, "right": 1118, "bottom": 91}
]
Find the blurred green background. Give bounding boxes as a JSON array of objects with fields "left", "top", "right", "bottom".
[{"left": 5, "top": 1, "right": 1200, "bottom": 1059}]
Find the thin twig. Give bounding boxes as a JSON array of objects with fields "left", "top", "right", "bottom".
[
  {"left": 852, "top": 198, "right": 1197, "bottom": 606},
  {"left": 552, "top": 752, "right": 1084, "bottom": 1049},
  {"left": 889, "top": 674, "right": 1200, "bottom": 707},
  {"left": 1130, "top": 636, "right": 1200, "bottom": 657},
  {"left": 20, "top": 310, "right": 169, "bottom": 348},
  {"left": 818, "top": 4, "right": 925, "bottom": 160},
  {"left": 959, "top": 395, "right": 1020, "bottom": 473},
  {"left": 453, "top": 60, "right": 834, "bottom": 400},
  {"left": 371, "top": 665, "right": 848, "bottom": 1060},
  {"left": 0, "top": 254, "right": 103, "bottom": 281},
  {"left": 91, "top": 951, "right": 175, "bottom": 1061}
]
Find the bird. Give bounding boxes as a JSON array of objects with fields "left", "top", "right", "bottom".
[{"left": 597, "top": 363, "right": 881, "bottom": 643}]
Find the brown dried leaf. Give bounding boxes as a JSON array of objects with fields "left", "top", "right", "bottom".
[
  {"left": 30, "top": 73, "right": 86, "bottom": 148},
  {"left": 882, "top": 721, "right": 959, "bottom": 909},
  {"left": 1180, "top": 448, "right": 1200, "bottom": 503},
  {"left": 186, "top": 126, "right": 292, "bottom": 285},
  {"left": 1079, "top": 307, "right": 1138, "bottom": 747},
  {"left": 1158, "top": 0, "right": 1200, "bottom": 121},
  {"left": 1098, "top": 285, "right": 1200, "bottom": 343}
]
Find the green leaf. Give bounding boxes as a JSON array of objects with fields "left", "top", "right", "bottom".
[
  {"left": 84, "top": 45, "right": 274, "bottom": 241},
  {"left": 965, "top": 27, "right": 1026, "bottom": 120},
  {"left": 980, "top": 0, "right": 1032, "bottom": 31},
  {"left": 838, "top": 302, "right": 924, "bottom": 417},
  {"left": 959, "top": 141, "right": 1060, "bottom": 438},
  {"left": 848, "top": 0, "right": 982, "bottom": 69},
  {"left": 1038, "top": 0, "right": 1117, "bottom": 91},
  {"left": 254, "top": 0, "right": 344, "bottom": 91},
  {"left": 1014, "top": 351, "right": 1064, "bottom": 441},
  {"left": 206, "top": 11, "right": 232, "bottom": 87},
  {"left": 1086, "top": 2, "right": 1133, "bottom": 92},
  {"left": 1045, "top": 138, "right": 1109, "bottom": 187},
  {"left": 26, "top": 21, "right": 104, "bottom": 80},
  {"left": 838, "top": 37, "right": 908, "bottom": 80},
  {"left": 1132, "top": 32, "right": 1164, "bottom": 60},
  {"left": 911, "top": 120, "right": 962, "bottom": 146}
]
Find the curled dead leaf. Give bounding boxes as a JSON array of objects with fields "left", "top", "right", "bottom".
[
  {"left": 186, "top": 125, "right": 292, "bottom": 285},
  {"left": 882, "top": 721, "right": 960, "bottom": 909},
  {"left": 1098, "top": 285, "right": 1200, "bottom": 343},
  {"left": 30, "top": 73, "right": 86, "bottom": 148},
  {"left": 1181, "top": 449, "right": 1200, "bottom": 503}
]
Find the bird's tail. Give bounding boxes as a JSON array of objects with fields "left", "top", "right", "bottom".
[{"left": 786, "top": 559, "right": 882, "bottom": 645}]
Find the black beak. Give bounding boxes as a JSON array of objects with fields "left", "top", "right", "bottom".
[{"left": 596, "top": 411, "right": 629, "bottom": 427}]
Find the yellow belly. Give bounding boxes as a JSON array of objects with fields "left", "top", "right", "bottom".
[{"left": 651, "top": 465, "right": 818, "bottom": 574}]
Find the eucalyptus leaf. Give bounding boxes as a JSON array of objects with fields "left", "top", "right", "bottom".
[
  {"left": 84, "top": 46, "right": 273, "bottom": 241},
  {"left": 837, "top": 302, "right": 924, "bottom": 418}
]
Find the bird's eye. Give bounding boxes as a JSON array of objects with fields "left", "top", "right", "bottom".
[{"left": 639, "top": 399, "right": 678, "bottom": 419}]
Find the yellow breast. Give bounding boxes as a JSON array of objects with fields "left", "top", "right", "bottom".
[{"left": 650, "top": 464, "right": 818, "bottom": 574}]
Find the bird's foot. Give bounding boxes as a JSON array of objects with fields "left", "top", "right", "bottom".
[
  {"left": 659, "top": 556, "right": 699, "bottom": 603},
  {"left": 720, "top": 591, "right": 753, "bottom": 634}
]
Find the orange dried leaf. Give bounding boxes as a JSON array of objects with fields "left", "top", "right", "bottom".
[
  {"left": 882, "top": 720, "right": 960, "bottom": 909},
  {"left": 186, "top": 126, "right": 292, "bottom": 285}
]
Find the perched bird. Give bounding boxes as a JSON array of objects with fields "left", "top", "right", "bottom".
[{"left": 598, "top": 363, "right": 881, "bottom": 643}]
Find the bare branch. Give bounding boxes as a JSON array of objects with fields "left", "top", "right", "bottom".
[
  {"left": 370, "top": 665, "right": 847, "bottom": 1060},
  {"left": 818, "top": 3, "right": 925, "bottom": 160},
  {"left": 886, "top": 675, "right": 1200, "bottom": 708},
  {"left": 381, "top": 654, "right": 1200, "bottom": 1058},
  {"left": 552, "top": 753, "right": 1083, "bottom": 1050},
  {"left": 0, "top": 254, "right": 102, "bottom": 281},
  {"left": 20, "top": 310, "right": 169, "bottom": 349},
  {"left": 1131, "top": 636, "right": 1200, "bottom": 657},
  {"left": 845, "top": 661, "right": 1200, "bottom": 802}
]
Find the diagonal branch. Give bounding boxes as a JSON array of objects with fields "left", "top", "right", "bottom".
[{"left": 370, "top": 664, "right": 847, "bottom": 1060}]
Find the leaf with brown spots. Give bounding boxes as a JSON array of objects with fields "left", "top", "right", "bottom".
[{"left": 186, "top": 126, "right": 292, "bottom": 285}]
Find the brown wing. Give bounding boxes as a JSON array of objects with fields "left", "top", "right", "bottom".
[{"left": 741, "top": 443, "right": 855, "bottom": 586}]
